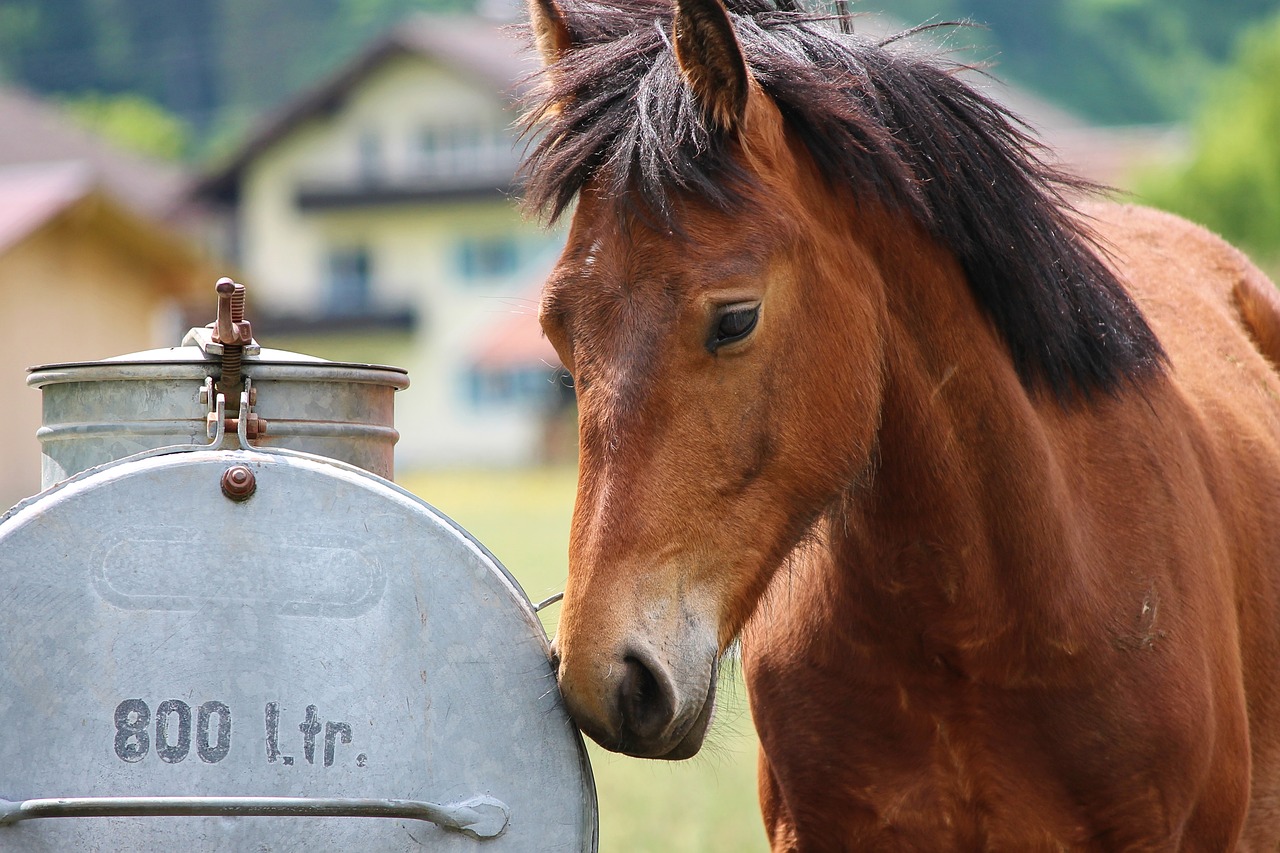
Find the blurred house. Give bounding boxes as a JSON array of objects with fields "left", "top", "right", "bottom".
[
  {"left": 0, "top": 151, "right": 211, "bottom": 507},
  {"left": 194, "top": 14, "right": 566, "bottom": 471},
  {"left": 191, "top": 11, "right": 1183, "bottom": 471}
]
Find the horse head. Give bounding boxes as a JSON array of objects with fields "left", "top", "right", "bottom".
[{"left": 528, "top": 0, "right": 889, "bottom": 759}]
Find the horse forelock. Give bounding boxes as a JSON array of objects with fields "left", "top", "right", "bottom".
[{"left": 519, "top": 0, "right": 1168, "bottom": 402}]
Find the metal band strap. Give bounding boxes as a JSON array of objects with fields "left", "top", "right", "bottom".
[{"left": 0, "top": 795, "right": 509, "bottom": 840}]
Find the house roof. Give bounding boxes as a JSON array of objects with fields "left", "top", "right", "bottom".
[
  {"left": 195, "top": 14, "right": 537, "bottom": 204},
  {"left": 0, "top": 86, "right": 190, "bottom": 219},
  {"left": 0, "top": 161, "right": 212, "bottom": 293},
  {"left": 470, "top": 297, "right": 560, "bottom": 372},
  {"left": 0, "top": 161, "right": 94, "bottom": 254},
  {"left": 194, "top": 11, "right": 1182, "bottom": 208}
]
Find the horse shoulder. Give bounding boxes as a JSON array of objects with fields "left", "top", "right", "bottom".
[
  {"left": 1084, "top": 201, "right": 1280, "bottom": 565},
  {"left": 1083, "top": 201, "right": 1280, "bottom": 847}
]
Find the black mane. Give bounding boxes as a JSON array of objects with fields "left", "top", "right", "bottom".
[{"left": 519, "top": 0, "right": 1166, "bottom": 399}]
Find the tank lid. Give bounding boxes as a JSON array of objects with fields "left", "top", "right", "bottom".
[
  {"left": 24, "top": 278, "right": 411, "bottom": 487},
  {"left": 28, "top": 345, "right": 407, "bottom": 377}
]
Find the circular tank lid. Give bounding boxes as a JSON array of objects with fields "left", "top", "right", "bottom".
[
  {"left": 0, "top": 448, "right": 597, "bottom": 850},
  {"left": 29, "top": 344, "right": 406, "bottom": 373},
  {"left": 27, "top": 281, "right": 409, "bottom": 389},
  {"left": 28, "top": 344, "right": 410, "bottom": 390}
]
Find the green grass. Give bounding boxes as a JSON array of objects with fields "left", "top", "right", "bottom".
[{"left": 399, "top": 466, "right": 769, "bottom": 853}]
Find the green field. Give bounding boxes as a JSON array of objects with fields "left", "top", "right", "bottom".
[{"left": 399, "top": 467, "right": 769, "bottom": 852}]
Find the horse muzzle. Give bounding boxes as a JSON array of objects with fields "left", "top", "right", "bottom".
[{"left": 555, "top": 640, "right": 719, "bottom": 760}]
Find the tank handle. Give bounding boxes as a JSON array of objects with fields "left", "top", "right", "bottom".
[{"left": 0, "top": 794, "right": 508, "bottom": 840}]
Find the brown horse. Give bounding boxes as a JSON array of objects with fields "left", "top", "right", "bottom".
[{"left": 521, "top": 0, "right": 1280, "bottom": 848}]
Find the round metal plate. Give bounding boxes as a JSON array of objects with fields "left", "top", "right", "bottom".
[{"left": 0, "top": 450, "right": 596, "bottom": 851}]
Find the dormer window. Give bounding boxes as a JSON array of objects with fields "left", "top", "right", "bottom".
[
  {"left": 415, "top": 123, "right": 512, "bottom": 179},
  {"left": 358, "top": 131, "right": 382, "bottom": 184}
]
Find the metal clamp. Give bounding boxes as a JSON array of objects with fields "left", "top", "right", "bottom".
[
  {"left": 0, "top": 794, "right": 509, "bottom": 840},
  {"left": 199, "top": 377, "right": 227, "bottom": 447},
  {"left": 201, "top": 376, "right": 267, "bottom": 445},
  {"left": 182, "top": 325, "right": 262, "bottom": 360},
  {"left": 236, "top": 379, "right": 267, "bottom": 448}
]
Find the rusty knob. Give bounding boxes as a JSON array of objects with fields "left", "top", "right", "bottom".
[{"left": 220, "top": 465, "right": 257, "bottom": 502}]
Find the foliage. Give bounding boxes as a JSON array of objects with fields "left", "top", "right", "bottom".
[
  {"left": 882, "top": 0, "right": 1279, "bottom": 125},
  {"left": 61, "top": 92, "right": 191, "bottom": 160},
  {"left": 1135, "top": 11, "right": 1280, "bottom": 267},
  {"left": 0, "top": 2, "right": 41, "bottom": 80},
  {"left": 0, "top": 0, "right": 473, "bottom": 145},
  {"left": 0, "top": 0, "right": 1275, "bottom": 159}
]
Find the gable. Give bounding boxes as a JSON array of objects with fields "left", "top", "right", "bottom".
[{"left": 195, "top": 14, "right": 534, "bottom": 206}]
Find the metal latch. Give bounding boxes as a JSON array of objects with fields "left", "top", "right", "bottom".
[
  {"left": 200, "top": 376, "right": 267, "bottom": 442},
  {"left": 186, "top": 278, "right": 268, "bottom": 443}
]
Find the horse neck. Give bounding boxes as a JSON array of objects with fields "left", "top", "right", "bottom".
[{"left": 817, "top": 215, "right": 1101, "bottom": 673}]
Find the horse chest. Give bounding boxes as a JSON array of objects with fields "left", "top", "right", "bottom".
[{"left": 745, "top": 635, "right": 1214, "bottom": 851}]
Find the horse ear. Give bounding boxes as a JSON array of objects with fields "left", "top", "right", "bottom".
[
  {"left": 673, "top": 0, "right": 749, "bottom": 132},
  {"left": 528, "top": 0, "right": 575, "bottom": 66}
]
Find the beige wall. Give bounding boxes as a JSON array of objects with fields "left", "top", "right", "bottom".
[{"left": 0, "top": 213, "right": 198, "bottom": 508}]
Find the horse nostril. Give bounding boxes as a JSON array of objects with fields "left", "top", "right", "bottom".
[{"left": 618, "top": 652, "right": 676, "bottom": 742}]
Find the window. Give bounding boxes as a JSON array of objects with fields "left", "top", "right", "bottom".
[
  {"left": 463, "top": 366, "right": 557, "bottom": 409},
  {"left": 415, "top": 123, "right": 513, "bottom": 179},
  {"left": 456, "top": 235, "right": 520, "bottom": 283},
  {"left": 357, "top": 131, "right": 382, "bottom": 184},
  {"left": 326, "top": 246, "right": 372, "bottom": 314}
]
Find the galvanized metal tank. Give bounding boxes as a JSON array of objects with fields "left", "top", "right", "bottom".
[
  {"left": 0, "top": 281, "right": 597, "bottom": 851},
  {"left": 27, "top": 335, "right": 409, "bottom": 486}
]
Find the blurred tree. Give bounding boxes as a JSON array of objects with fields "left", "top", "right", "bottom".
[
  {"left": 0, "top": 1, "right": 42, "bottom": 79},
  {"left": 0, "top": 0, "right": 1273, "bottom": 156},
  {"left": 868, "top": 0, "right": 1279, "bottom": 124},
  {"left": 61, "top": 92, "right": 192, "bottom": 160},
  {"left": 2, "top": 0, "right": 219, "bottom": 128},
  {"left": 1136, "top": 11, "right": 1280, "bottom": 267},
  {"left": 0, "top": 0, "right": 474, "bottom": 153}
]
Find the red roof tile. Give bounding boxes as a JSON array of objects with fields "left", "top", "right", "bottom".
[{"left": 471, "top": 296, "right": 560, "bottom": 371}]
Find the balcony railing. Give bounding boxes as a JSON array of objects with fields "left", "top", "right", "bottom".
[{"left": 296, "top": 135, "right": 522, "bottom": 211}]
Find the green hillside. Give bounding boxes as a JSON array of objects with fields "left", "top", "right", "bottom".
[{"left": 0, "top": 0, "right": 1271, "bottom": 156}]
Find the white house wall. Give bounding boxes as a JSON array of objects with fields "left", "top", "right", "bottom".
[
  {"left": 234, "top": 52, "right": 565, "bottom": 471},
  {"left": 310, "top": 204, "right": 562, "bottom": 470},
  {"left": 240, "top": 124, "right": 327, "bottom": 314}
]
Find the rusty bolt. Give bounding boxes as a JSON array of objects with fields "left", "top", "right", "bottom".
[
  {"left": 246, "top": 413, "right": 268, "bottom": 439},
  {"left": 221, "top": 465, "right": 256, "bottom": 501},
  {"left": 208, "top": 415, "right": 269, "bottom": 441},
  {"left": 213, "top": 277, "right": 252, "bottom": 347}
]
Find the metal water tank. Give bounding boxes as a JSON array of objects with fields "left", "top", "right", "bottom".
[{"left": 0, "top": 280, "right": 597, "bottom": 851}]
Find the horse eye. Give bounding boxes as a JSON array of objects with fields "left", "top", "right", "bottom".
[{"left": 708, "top": 304, "right": 760, "bottom": 352}]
